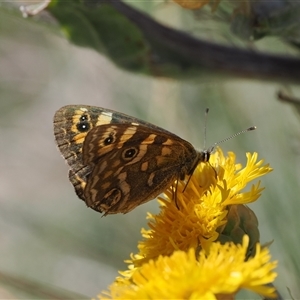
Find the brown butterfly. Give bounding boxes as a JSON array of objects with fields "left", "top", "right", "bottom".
[{"left": 53, "top": 105, "right": 254, "bottom": 215}]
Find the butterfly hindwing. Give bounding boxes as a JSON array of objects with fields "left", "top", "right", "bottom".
[{"left": 81, "top": 123, "right": 198, "bottom": 214}]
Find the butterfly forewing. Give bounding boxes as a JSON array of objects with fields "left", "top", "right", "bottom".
[
  {"left": 54, "top": 105, "right": 202, "bottom": 215},
  {"left": 54, "top": 105, "right": 114, "bottom": 200}
]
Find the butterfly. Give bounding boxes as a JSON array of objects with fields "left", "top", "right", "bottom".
[{"left": 53, "top": 105, "right": 254, "bottom": 215}]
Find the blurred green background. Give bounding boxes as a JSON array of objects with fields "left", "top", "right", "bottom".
[{"left": 0, "top": 1, "right": 300, "bottom": 299}]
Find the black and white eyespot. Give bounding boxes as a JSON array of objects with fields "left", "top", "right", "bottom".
[
  {"left": 104, "top": 134, "right": 115, "bottom": 145},
  {"left": 80, "top": 115, "right": 88, "bottom": 122},
  {"left": 122, "top": 147, "right": 139, "bottom": 161},
  {"left": 76, "top": 115, "right": 90, "bottom": 132}
]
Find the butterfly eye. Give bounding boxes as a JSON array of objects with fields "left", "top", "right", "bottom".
[{"left": 122, "top": 147, "right": 138, "bottom": 161}]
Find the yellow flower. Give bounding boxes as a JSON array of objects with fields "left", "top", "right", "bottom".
[
  {"left": 132, "top": 148, "right": 272, "bottom": 265},
  {"left": 98, "top": 148, "right": 277, "bottom": 299},
  {"left": 99, "top": 236, "right": 277, "bottom": 299}
]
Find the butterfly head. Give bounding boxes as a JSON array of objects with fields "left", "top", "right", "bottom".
[{"left": 199, "top": 148, "right": 212, "bottom": 164}]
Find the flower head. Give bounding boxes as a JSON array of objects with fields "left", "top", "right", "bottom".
[
  {"left": 133, "top": 148, "right": 272, "bottom": 265},
  {"left": 100, "top": 236, "right": 277, "bottom": 300}
]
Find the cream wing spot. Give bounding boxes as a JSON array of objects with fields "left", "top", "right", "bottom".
[
  {"left": 112, "top": 159, "right": 121, "bottom": 168},
  {"left": 103, "top": 170, "right": 113, "bottom": 179},
  {"left": 101, "top": 182, "right": 111, "bottom": 190},
  {"left": 98, "top": 161, "right": 108, "bottom": 173},
  {"left": 148, "top": 172, "right": 155, "bottom": 187},
  {"left": 72, "top": 132, "right": 88, "bottom": 145},
  {"left": 156, "top": 156, "right": 171, "bottom": 166},
  {"left": 163, "top": 138, "right": 174, "bottom": 146},
  {"left": 161, "top": 146, "right": 172, "bottom": 156},
  {"left": 96, "top": 111, "right": 113, "bottom": 125},
  {"left": 109, "top": 152, "right": 119, "bottom": 161},
  {"left": 118, "top": 172, "right": 127, "bottom": 181},
  {"left": 89, "top": 186, "right": 99, "bottom": 204},
  {"left": 118, "top": 172, "right": 130, "bottom": 203},
  {"left": 141, "top": 161, "right": 149, "bottom": 171},
  {"left": 142, "top": 134, "right": 156, "bottom": 145},
  {"left": 115, "top": 166, "right": 124, "bottom": 176},
  {"left": 119, "top": 126, "right": 137, "bottom": 144},
  {"left": 74, "top": 174, "right": 86, "bottom": 189}
]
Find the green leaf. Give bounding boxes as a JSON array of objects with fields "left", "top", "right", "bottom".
[{"left": 49, "top": 1, "right": 152, "bottom": 74}]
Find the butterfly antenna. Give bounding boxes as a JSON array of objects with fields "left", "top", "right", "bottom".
[
  {"left": 183, "top": 108, "right": 209, "bottom": 194},
  {"left": 203, "top": 108, "right": 209, "bottom": 150},
  {"left": 208, "top": 126, "right": 257, "bottom": 153}
]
